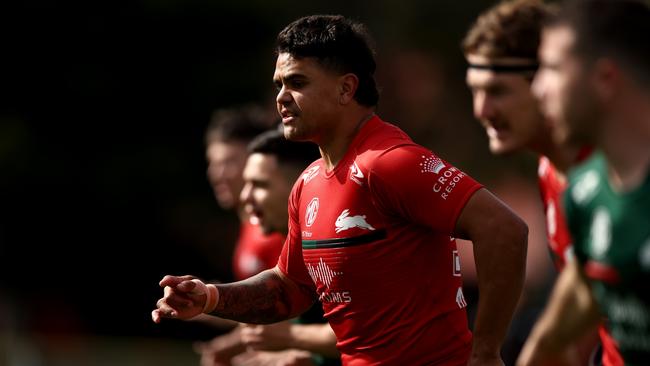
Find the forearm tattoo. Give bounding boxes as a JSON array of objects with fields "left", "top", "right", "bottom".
[{"left": 208, "top": 269, "right": 315, "bottom": 324}]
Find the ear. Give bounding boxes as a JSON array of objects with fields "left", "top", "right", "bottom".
[
  {"left": 338, "top": 73, "right": 359, "bottom": 105},
  {"left": 592, "top": 58, "right": 620, "bottom": 102}
]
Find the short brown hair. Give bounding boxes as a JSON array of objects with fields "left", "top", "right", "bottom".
[
  {"left": 550, "top": 0, "right": 650, "bottom": 88},
  {"left": 462, "top": 0, "right": 556, "bottom": 60}
]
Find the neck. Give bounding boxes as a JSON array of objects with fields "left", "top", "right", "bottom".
[
  {"left": 601, "top": 95, "right": 650, "bottom": 192},
  {"left": 526, "top": 127, "right": 583, "bottom": 184},
  {"left": 602, "top": 130, "right": 650, "bottom": 192},
  {"left": 541, "top": 145, "right": 584, "bottom": 179},
  {"left": 529, "top": 129, "right": 580, "bottom": 175},
  {"left": 320, "top": 108, "right": 375, "bottom": 171}
]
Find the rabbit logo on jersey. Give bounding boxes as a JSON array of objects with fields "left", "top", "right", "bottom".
[
  {"left": 305, "top": 197, "right": 319, "bottom": 227},
  {"left": 335, "top": 209, "right": 375, "bottom": 233}
]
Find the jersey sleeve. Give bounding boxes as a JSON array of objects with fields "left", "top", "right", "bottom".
[
  {"left": 277, "top": 181, "right": 316, "bottom": 289},
  {"left": 368, "top": 144, "right": 483, "bottom": 234}
]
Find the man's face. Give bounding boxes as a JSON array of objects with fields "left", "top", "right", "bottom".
[
  {"left": 240, "top": 153, "right": 293, "bottom": 235},
  {"left": 465, "top": 54, "right": 546, "bottom": 155},
  {"left": 533, "top": 25, "right": 599, "bottom": 146},
  {"left": 273, "top": 53, "right": 341, "bottom": 143},
  {"left": 206, "top": 140, "right": 248, "bottom": 210}
]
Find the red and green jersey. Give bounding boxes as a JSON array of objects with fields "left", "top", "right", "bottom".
[
  {"left": 278, "top": 116, "right": 482, "bottom": 365},
  {"left": 539, "top": 153, "right": 622, "bottom": 365},
  {"left": 565, "top": 151, "right": 650, "bottom": 365}
]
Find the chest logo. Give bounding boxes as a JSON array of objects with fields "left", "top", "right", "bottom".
[
  {"left": 335, "top": 209, "right": 375, "bottom": 233},
  {"left": 589, "top": 207, "right": 611, "bottom": 259},
  {"left": 305, "top": 197, "right": 319, "bottom": 227},
  {"left": 349, "top": 161, "right": 364, "bottom": 185},
  {"left": 302, "top": 165, "right": 320, "bottom": 184},
  {"left": 572, "top": 170, "right": 600, "bottom": 205},
  {"left": 307, "top": 258, "right": 343, "bottom": 288}
]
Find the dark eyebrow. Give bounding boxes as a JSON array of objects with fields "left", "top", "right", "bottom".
[{"left": 274, "top": 72, "right": 306, "bottom": 83}]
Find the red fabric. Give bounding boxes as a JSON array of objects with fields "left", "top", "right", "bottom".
[
  {"left": 232, "top": 221, "right": 284, "bottom": 281},
  {"left": 600, "top": 325, "right": 624, "bottom": 366},
  {"left": 278, "top": 117, "right": 481, "bottom": 365},
  {"left": 537, "top": 156, "right": 573, "bottom": 270}
]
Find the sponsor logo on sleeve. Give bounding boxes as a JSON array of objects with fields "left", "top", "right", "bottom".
[
  {"left": 420, "top": 154, "right": 466, "bottom": 200},
  {"left": 420, "top": 154, "right": 446, "bottom": 174},
  {"left": 432, "top": 167, "right": 466, "bottom": 200}
]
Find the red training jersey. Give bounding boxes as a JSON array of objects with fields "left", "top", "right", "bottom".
[
  {"left": 278, "top": 116, "right": 482, "bottom": 365},
  {"left": 232, "top": 221, "right": 284, "bottom": 281}
]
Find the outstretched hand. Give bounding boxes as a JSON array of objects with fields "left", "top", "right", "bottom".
[{"left": 151, "top": 275, "right": 211, "bottom": 323}]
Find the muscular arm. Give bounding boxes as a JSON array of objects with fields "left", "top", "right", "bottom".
[
  {"left": 242, "top": 321, "right": 339, "bottom": 358},
  {"left": 153, "top": 267, "right": 316, "bottom": 325},
  {"left": 516, "top": 259, "right": 601, "bottom": 366},
  {"left": 454, "top": 188, "right": 528, "bottom": 364},
  {"left": 289, "top": 323, "right": 339, "bottom": 358},
  {"left": 211, "top": 266, "right": 317, "bottom": 324}
]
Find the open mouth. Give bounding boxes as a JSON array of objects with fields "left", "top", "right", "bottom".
[
  {"left": 486, "top": 125, "right": 509, "bottom": 139},
  {"left": 280, "top": 109, "right": 297, "bottom": 124},
  {"left": 245, "top": 205, "right": 263, "bottom": 226}
]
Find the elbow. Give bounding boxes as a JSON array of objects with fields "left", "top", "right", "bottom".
[
  {"left": 489, "top": 212, "right": 528, "bottom": 267},
  {"left": 507, "top": 214, "right": 529, "bottom": 259},
  {"left": 505, "top": 215, "right": 529, "bottom": 279},
  {"left": 514, "top": 215, "right": 529, "bottom": 247}
]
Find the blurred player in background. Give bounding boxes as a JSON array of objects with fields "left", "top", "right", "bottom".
[
  {"left": 462, "top": 1, "right": 620, "bottom": 364},
  {"left": 518, "top": 0, "right": 650, "bottom": 364}
]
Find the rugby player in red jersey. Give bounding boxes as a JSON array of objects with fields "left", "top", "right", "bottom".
[{"left": 154, "top": 14, "right": 528, "bottom": 366}]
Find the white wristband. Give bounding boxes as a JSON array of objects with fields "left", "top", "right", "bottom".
[{"left": 190, "top": 279, "right": 219, "bottom": 314}]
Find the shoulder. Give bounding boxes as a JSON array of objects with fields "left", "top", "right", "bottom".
[
  {"left": 288, "top": 159, "right": 323, "bottom": 206},
  {"left": 297, "top": 160, "right": 323, "bottom": 185},
  {"left": 354, "top": 117, "right": 414, "bottom": 157},
  {"left": 369, "top": 143, "right": 439, "bottom": 174}
]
